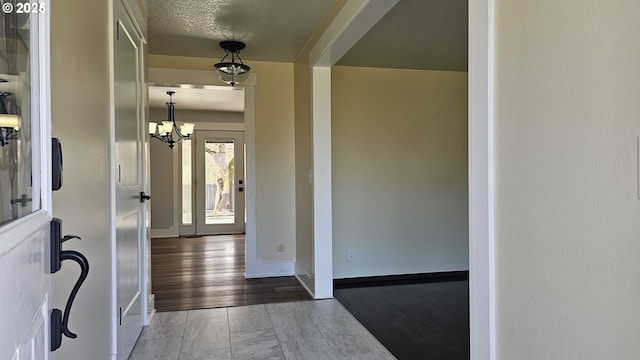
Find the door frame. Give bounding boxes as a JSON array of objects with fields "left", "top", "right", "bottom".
[
  {"left": 309, "top": 0, "right": 495, "bottom": 359},
  {"left": 178, "top": 122, "right": 246, "bottom": 236},
  {"left": 147, "top": 68, "right": 269, "bottom": 277}
]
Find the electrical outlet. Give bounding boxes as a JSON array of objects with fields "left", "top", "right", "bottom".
[
  {"left": 277, "top": 244, "right": 285, "bottom": 252},
  {"left": 347, "top": 250, "right": 354, "bottom": 262}
]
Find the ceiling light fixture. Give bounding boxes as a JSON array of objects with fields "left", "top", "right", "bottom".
[
  {"left": 148, "top": 91, "right": 195, "bottom": 149},
  {"left": 214, "top": 40, "right": 251, "bottom": 86}
]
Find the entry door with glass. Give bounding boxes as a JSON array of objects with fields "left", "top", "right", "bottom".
[
  {"left": 183, "top": 130, "right": 245, "bottom": 235},
  {"left": 0, "top": 3, "right": 52, "bottom": 358}
]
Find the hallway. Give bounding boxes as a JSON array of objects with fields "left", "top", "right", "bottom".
[
  {"left": 152, "top": 235, "right": 311, "bottom": 312},
  {"left": 129, "top": 299, "right": 395, "bottom": 360}
]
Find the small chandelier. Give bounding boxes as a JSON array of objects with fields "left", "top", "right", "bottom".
[
  {"left": 148, "top": 91, "right": 195, "bottom": 149},
  {"left": 214, "top": 40, "right": 251, "bottom": 86}
]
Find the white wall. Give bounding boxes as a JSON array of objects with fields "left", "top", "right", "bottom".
[
  {"left": 50, "top": 0, "right": 112, "bottom": 358},
  {"left": 332, "top": 66, "right": 468, "bottom": 278},
  {"left": 495, "top": 1, "right": 640, "bottom": 358}
]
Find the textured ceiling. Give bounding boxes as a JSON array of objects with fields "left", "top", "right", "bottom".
[
  {"left": 148, "top": 0, "right": 337, "bottom": 61},
  {"left": 147, "top": 0, "right": 468, "bottom": 111}
]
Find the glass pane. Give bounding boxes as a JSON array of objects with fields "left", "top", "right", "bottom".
[
  {"left": 0, "top": 10, "right": 38, "bottom": 226},
  {"left": 181, "top": 139, "right": 192, "bottom": 224},
  {"left": 205, "top": 139, "right": 234, "bottom": 225}
]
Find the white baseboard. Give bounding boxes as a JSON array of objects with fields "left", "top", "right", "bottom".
[
  {"left": 295, "top": 262, "right": 316, "bottom": 298},
  {"left": 295, "top": 273, "right": 316, "bottom": 299},
  {"left": 146, "top": 294, "right": 156, "bottom": 325},
  {"left": 150, "top": 227, "right": 178, "bottom": 238},
  {"left": 245, "top": 261, "right": 295, "bottom": 278},
  {"left": 146, "top": 308, "right": 156, "bottom": 326}
]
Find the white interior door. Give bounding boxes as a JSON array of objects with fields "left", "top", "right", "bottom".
[
  {"left": 114, "top": 5, "right": 144, "bottom": 359},
  {"left": 0, "top": 2, "right": 52, "bottom": 359},
  {"left": 194, "top": 130, "right": 245, "bottom": 235}
]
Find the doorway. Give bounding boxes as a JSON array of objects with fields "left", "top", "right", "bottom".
[
  {"left": 308, "top": 0, "right": 494, "bottom": 357},
  {"left": 181, "top": 130, "right": 245, "bottom": 236}
]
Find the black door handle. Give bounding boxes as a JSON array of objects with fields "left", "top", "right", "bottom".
[
  {"left": 50, "top": 218, "right": 90, "bottom": 351},
  {"left": 140, "top": 191, "right": 151, "bottom": 203}
]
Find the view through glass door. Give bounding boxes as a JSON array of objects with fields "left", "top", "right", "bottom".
[{"left": 182, "top": 130, "right": 245, "bottom": 235}]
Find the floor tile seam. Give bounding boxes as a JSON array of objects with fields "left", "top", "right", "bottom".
[
  {"left": 178, "top": 311, "right": 188, "bottom": 358},
  {"left": 226, "top": 307, "right": 233, "bottom": 358},
  {"left": 314, "top": 325, "right": 346, "bottom": 358},
  {"left": 228, "top": 333, "right": 284, "bottom": 360},
  {"left": 263, "top": 302, "right": 290, "bottom": 357},
  {"left": 227, "top": 305, "right": 258, "bottom": 359},
  {"left": 264, "top": 303, "right": 284, "bottom": 329},
  {"left": 329, "top": 299, "right": 396, "bottom": 358},
  {"left": 312, "top": 303, "right": 346, "bottom": 359},
  {"left": 140, "top": 312, "right": 187, "bottom": 342}
]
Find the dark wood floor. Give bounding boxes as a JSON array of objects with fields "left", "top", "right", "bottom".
[
  {"left": 151, "top": 235, "right": 311, "bottom": 312},
  {"left": 335, "top": 280, "right": 470, "bottom": 360}
]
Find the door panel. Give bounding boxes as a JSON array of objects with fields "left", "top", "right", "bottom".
[
  {"left": 0, "top": 224, "right": 51, "bottom": 360},
  {"left": 116, "top": 213, "right": 142, "bottom": 314},
  {"left": 195, "top": 131, "right": 245, "bottom": 235},
  {"left": 114, "top": 10, "right": 144, "bottom": 359}
]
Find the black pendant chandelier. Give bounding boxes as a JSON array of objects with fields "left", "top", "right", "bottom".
[
  {"left": 214, "top": 40, "right": 251, "bottom": 86},
  {"left": 148, "top": 91, "right": 194, "bottom": 149}
]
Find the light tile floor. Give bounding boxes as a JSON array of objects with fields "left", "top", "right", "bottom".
[{"left": 129, "top": 299, "right": 396, "bottom": 360}]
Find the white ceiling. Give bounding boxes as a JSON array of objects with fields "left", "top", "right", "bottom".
[{"left": 147, "top": 0, "right": 468, "bottom": 111}]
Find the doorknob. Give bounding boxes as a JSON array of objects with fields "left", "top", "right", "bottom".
[{"left": 139, "top": 191, "right": 151, "bottom": 203}]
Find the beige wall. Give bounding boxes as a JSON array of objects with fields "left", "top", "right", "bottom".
[
  {"left": 495, "top": 0, "right": 640, "bottom": 358},
  {"left": 148, "top": 55, "right": 296, "bottom": 263},
  {"left": 51, "top": 0, "right": 112, "bottom": 358},
  {"left": 332, "top": 66, "right": 468, "bottom": 278},
  {"left": 149, "top": 134, "right": 175, "bottom": 230}
]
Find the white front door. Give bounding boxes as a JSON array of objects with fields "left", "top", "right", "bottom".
[
  {"left": 114, "top": 3, "right": 145, "bottom": 358},
  {"left": 0, "top": 2, "right": 53, "bottom": 359},
  {"left": 194, "top": 130, "right": 245, "bottom": 235}
]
